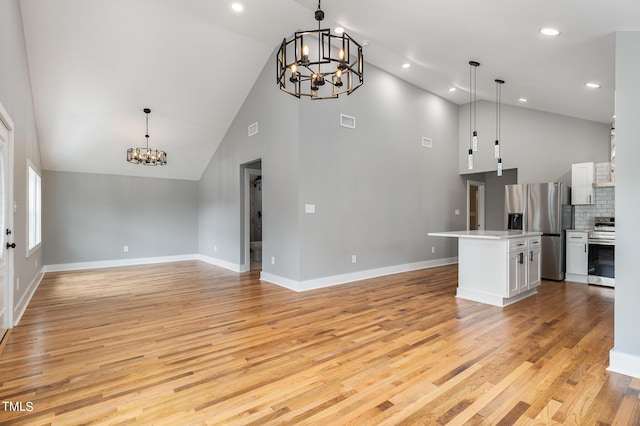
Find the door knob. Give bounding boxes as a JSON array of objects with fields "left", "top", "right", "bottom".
[{"left": 6, "top": 242, "right": 16, "bottom": 249}]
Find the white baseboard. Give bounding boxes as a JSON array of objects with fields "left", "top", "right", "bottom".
[
  {"left": 42, "top": 254, "right": 199, "bottom": 273},
  {"left": 13, "top": 269, "right": 44, "bottom": 326},
  {"left": 608, "top": 348, "right": 640, "bottom": 379},
  {"left": 565, "top": 273, "right": 588, "bottom": 284},
  {"left": 196, "top": 254, "right": 242, "bottom": 273},
  {"left": 260, "top": 257, "right": 458, "bottom": 292}
]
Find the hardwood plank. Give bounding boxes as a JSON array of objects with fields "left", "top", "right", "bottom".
[{"left": 0, "top": 261, "right": 635, "bottom": 424}]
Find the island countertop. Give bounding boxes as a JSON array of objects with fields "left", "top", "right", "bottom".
[{"left": 428, "top": 230, "right": 543, "bottom": 240}]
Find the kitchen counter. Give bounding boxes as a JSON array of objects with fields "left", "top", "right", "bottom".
[
  {"left": 429, "top": 230, "right": 542, "bottom": 307},
  {"left": 428, "top": 230, "right": 542, "bottom": 240}
]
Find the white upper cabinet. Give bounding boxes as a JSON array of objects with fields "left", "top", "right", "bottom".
[{"left": 571, "top": 162, "right": 594, "bottom": 205}]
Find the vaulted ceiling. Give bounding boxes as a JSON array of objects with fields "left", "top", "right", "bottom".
[{"left": 19, "top": 0, "right": 639, "bottom": 180}]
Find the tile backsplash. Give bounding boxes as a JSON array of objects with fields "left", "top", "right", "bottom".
[{"left": 573, "top": 162, "right": 615, "bottom": 230}]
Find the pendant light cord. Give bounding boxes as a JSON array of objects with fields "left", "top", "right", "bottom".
[
  {"left": 469, "top": 65, "right": 473, "bottom": 151},
  {"left": 495, "top": 82, "right": 499, "bottom": 142},
  {"left": 473, "top": 65, "right": 477, "bottom": 134},
  {"left": 145, "top": 111, "right": 150, "bottom": 150}
]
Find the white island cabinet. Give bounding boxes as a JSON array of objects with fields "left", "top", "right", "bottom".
[{"left": 428, "top": 230, "right": 542, "bottom": 307}]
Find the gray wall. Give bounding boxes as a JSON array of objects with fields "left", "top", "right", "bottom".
[
  {"left": 459, "top": 101, "right": 610, "bottom": 183},
  {"left": 198, "top": 52, "right": 301, "bottom": 279},
  {"left": 198, "top": 60, "right": 465, "bottom": 283},
  {"left": 613, "top": 32, "right": 640, "bottom": 368},
  {"left": 43, "top": 171, "right": 198, "bottom": 264},
  {"left": 0, "top": 0, "right": 43, "bottom": 310},
  {"left": 464, "top": 169, "right": 518, "bottom": 231},
  {"left": 297, "top": 66, "right": 465, "bottom": 280}
]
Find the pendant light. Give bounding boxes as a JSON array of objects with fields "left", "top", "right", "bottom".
[
  {"left": 468, "top": 61, "right": 480, "bottom": 170},
  {"left": 494, "top": 79, "right": 505, "bottom": 176},
  {"left": 126, "top": 108, "right": 167, "bottom": 166}
]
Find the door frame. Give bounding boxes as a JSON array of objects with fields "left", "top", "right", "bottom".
[
  {"left": 0, "top": 101, "right": 15, "bottom": 336},
  {"left": 466, "top": 180, "right": 485, "bottom": 231},
  {"left": 241, "top": 166, "right": 261, "bottom": 272}
]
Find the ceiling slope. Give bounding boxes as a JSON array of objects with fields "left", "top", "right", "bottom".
[{"left": 19, "top": 0, "right": 640, "bottom": 179}]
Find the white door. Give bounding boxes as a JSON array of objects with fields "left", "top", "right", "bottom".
[{"left": 0, "top": 103, "right": 14, "bottom": 341}]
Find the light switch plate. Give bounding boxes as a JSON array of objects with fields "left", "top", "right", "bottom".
[{"left": 305, "top": 204, "right": 316, "bottom": 214}]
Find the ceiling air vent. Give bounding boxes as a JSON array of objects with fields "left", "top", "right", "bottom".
[
  {"left": 340, "top": 114, "right": 356, "bottom": 129},
  {"left": 248, "top": 122, "right": 259, "bottom": 137}
]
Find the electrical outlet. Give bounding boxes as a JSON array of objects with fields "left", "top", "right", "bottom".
[
  {"left": 352, "top": 254, "right": 357, "bottom": 264},
  {"left": 271, "top": 256, "right": 275, "bottom": 265},
  {"left": 454, "top": 209, "right": 460, "bottom": 216},
  {"left": 432, "top": 246, "right": 435, "bottom": 253},
  {"left": 123, "top": 245, "right": 129, "bottom": 253}
]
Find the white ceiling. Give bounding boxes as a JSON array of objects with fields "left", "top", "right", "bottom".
[{"left": 19, "top": 0, "right": 640, "bottom": 180}]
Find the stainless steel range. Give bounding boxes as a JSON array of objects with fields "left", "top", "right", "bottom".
[{"left": 588, "top": 217, "right": 615, "bottom": 287}]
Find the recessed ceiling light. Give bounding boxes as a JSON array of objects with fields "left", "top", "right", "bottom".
[
  {"left": 402, "top": 63, "right": 411, "bottom": 69},
  {"left": 448, "top": 87, "right": 457, "bottom": 92},
  {"left": 334, "top": 27, "right": 345, "bottom": 35},
  {"left": 540, "top": 28, "right": 560, "bottom": 36},
  {"left": 231, "top": 2, "right": 244, "bottom": 12},
  {"left": 585, "top": 82, "right": 601, "bottom": 89},
  {"left": 518, "top": 98, "right": 528, "bottom": 103}
]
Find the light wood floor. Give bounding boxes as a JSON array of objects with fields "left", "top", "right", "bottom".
[{"left": 0, "top": 261, "right": 638, "bottom": 425}]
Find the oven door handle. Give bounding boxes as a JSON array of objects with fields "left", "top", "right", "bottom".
[{"left": 588, "top": 240, "right": 615, "bottom": 246}]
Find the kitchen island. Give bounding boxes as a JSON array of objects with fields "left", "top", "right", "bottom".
[{"left": 428, "top": 230, "right": 542, "bottom": 307}]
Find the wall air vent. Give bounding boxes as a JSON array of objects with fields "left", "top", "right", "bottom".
[
  {"left": 340, "top": 114, "right": 356, "bottom": 129},
  {"left": 422, "top": 137, "right": 433, "bottom": 148},
  {"left": 248, "top": 122, "right": 259, "bottom": 137}
]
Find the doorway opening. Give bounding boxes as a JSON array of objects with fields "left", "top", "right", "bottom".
[
  {"left": 467, "top": 180, "right": 485, "bottom": 231},
  {"left": 241, "top": 160, "right": 262, "bottom": 272}
]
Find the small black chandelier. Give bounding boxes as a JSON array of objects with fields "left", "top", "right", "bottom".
[
  {"left": 276, "top": 0, "right": 364, "bottom": 99},
  {"left": 126, "top": 108, "right": 167, "bottom": 166}
]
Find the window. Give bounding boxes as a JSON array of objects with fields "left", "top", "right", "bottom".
[{"left": 27, "top": 163, "right": 41, "bottom": 254}]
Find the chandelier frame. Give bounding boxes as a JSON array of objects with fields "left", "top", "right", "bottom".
[{"left": 276, "top": 1, "right": 364, "bottom": 100}]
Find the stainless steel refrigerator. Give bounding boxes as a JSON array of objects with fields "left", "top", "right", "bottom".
[{"left": 505, "top": 182, "right": 571, "bottom": 280}]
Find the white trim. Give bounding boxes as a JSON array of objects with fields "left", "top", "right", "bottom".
[
  {"left": 260, "top": 257, "right": 458, "bottom": 292},
  {"left": 565, "top": 273, "right": 588, "bottom": 284},
  {"left": 456, "top": 287, "right": 537, "bottom": 307},
  {"left": 242, "top": 167, "right": 261, "bottom": 273},
  {"left": 0, "top": 100, "right": 15, "bottom": 334},
  {"left": 26, "top": 158, "right": 42, "bottom": 257},
  {"left": 196, "top": 254, "right": 242, "bottom": 273},
  {"left": 466, "top": 180, "right": 485, "bottom": 231},
  {"left": 43, "top": 254, "right": 199, "bottom": 273},
  {"left": 13, "top": 269, "right": 44, "bottom": 326},
  {"left": 608, "top": 348, "right": 640, "bottom": 379}
]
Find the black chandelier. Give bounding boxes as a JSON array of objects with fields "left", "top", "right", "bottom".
[
  {"left": 126, "top": 108, "right": 167, "bottom": 166},
  {"left": 276, "top": 0, "right": 364, "bottom": 99}
]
